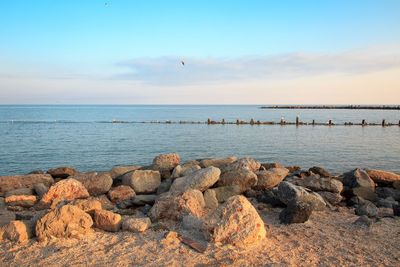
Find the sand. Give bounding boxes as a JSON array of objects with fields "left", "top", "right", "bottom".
[{"left": 1, "top": 206, "right": 399, "bottom": 267}]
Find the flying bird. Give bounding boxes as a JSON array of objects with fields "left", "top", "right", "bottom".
[{"left": 181, "top": 61, "right": 185, "bottom": 66}]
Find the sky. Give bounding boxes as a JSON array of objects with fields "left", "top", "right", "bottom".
[{"left": 0, "top": 0, "right": 399, "bottom": 104}]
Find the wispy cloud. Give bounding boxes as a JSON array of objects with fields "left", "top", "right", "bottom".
[{"left": 116, "top": 45, "right": 400, "bottom": 85}]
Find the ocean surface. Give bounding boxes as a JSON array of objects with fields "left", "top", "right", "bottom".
[{"left": 0, "top": 105, "right": 399, "bottom": 175}]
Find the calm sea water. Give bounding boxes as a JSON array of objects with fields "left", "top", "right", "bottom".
[{"left": 0, "top": 105, "right": 399, "bottom": 175}]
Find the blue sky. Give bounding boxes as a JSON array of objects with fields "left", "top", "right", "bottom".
[{"left": 0, "top": 0, "right": 400, "bottom": 104}]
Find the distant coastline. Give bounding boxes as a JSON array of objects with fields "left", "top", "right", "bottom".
[{"left": 260, "top": 105, "right": 400, "bottom": 110}]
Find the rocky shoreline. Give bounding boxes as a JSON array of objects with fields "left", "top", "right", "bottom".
[{"left": 1, "top": 154, "right": 400, "bottom": 265}]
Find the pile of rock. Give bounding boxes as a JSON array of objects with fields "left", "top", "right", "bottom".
[{"left": 1, "top": 153, "right": 399, "bottom": 250}]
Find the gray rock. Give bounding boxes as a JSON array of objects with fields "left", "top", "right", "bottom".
[
  {"left": 255, "top": 189, "right": 285, "bottom": 207},
  {"left": 277, "top": 182, "right": 326, "bottom": 211},
  {"left": 293, "top": 174, "right": 343, "bottom": 193},
  {"left": 209, "top": 185, "right": 242, "bottom": 203},
  {"left": 171, "top": 164, "right": 201, "bottom": 179},
  {"left": 279, "top": 201, "right": 313, "bottom": 224},
  {"left": 132, "top": 195, "right": 157, "bottom": 206},
  {"left": 71, "top": 172, "right": 113, "bottom": 196},
  {"left": 393, "top": 204, "right": 400, "bottom": 216},
  {"left": 170, "top": 167, "right": 220, "bottom": 194},
  {"left": 33, "top": 183, "right": 48, "bottom": 198},
  {"left": 355, "top": 201, "right": 378, "bottom": 217},
  {"left": 5, "top": 188, "right": 34, "bottom": 198},
  {"left": 317, "top": 191, "right": 343, "bottom": 205},
  {"left": 351, "top": 187, "right": 378, "bottom": 202},
  {"left": 121, "top": 217, "right": 151, "bottom": 233},
  {"left": 217, "top": 169, "right": 257, "bottom": 192},
  {"left": 47, "top": 166, "right": 77, "bottom": 179},
  {"left": 377, "top": 197, "right": 398, "bottom": 208},
  {"left": 341, "top": 168, "right": 375, "bottom": 189},
  {"left": 253, "top": 168, "right": 289, "bottom": 190},
  {"left": 353, "top": 215, "right": 373, "bottom": 227},
  {"left": 203, "top": 189, "right": 218, "bottom": 209},
  {"left": 376, "top": 187, "right": 400, "bottom": 201},
  {"left": 156, "top": 179, "right": 172, "bottom": 194},
  {"left": 122, "top": 170, "right": 161, "bottom": 194},
  {"left": 110, "top": 166, "right": 141, "bottom": 180}
]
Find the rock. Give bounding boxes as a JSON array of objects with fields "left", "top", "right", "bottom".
[
  {"left": 110, "top": 165, "right": 141, "bottom": 180},
  {"left": 92, "top": 195, "right": 115, "bottom": 210},
  {"left": 355, "top": 201, "right": 378, "bottom": 217},
  {"left": 279, "top": 201, "right": 313, "bottom": 224},
  {"left": 47, "top": 166, "right": 77, "bottom": 179},
  {"left": 5, "top": 188, "right": 34, "bottom": 197},
  {"left": 181, "top": 215, "right": 204, "bottom": 231},
  {"left": 366, "top": 169, "right": 400, "bottom": 185},
  {"left": 348, "top": 196, "right": 367, "bottom": 206},
  {"left": 71, "top": 198, "right": 102, "bottom": 214},
  {"left": 203, "top": 195, "right": 266, "bottom": 248},
  {"left": 122, "top": 170, "right": 161, "bottom": 194},
  {"left": 131, "top": 195, "right": 157, "bottom": 206},
  {"left": 170, "top": 167, "right": 220, "bottom": 194},
  {"left": 351, "top": 187, "right": 378, "bottom": 202},
  {"left": 0, "top": 210, "right": 16, "bottom": 226},
  {"left": 253, "top": 168, "right": 289, "bottom": 190},
  {"left": 33, "top": 183, "right": 48, "bottom": 198},
  {"left": 28, "top": 170, "right": 45, "bottom": 175},
  {"left": 161, "top": 231, "right": 181, "bottom": 247},
  {"left": 203, "top": 190, "right": 218, "bottom": 209},
  {"left": 317, "top": 191, "right": 343, "bottom": 205},
  {"left": 286, "top": 166, "right": 301, "bottom": 173},
  {"left": 277, "top": 182, "right": 326, "bottom": 211},
  {"left": 0, "top": 220, "right": 33, "bottom": 242},
  {"left": 93, "top": 209, "right": 122, "bottom": 232},
  {"left": 0, "top": 174, "right": 54, "bottom": 196},
  {"left": 217, "top": 169, "right": 257, "bottom": 192},
  {"left": 260, "top": 162, "right": 284, "bottom": 170},
  {"left": 393, "top": 181, "right": 400, "bottom": 190},
  {"left": 309, "top": 166, "right": 331, "bottom": 177},
  {"left": 35, "top": 204, "right": 93, "bottom": 241},
  {"left": 152, "top": 153, "right": 180, "bottom": 171},
  {"left": 393, "top": 204, "right": 400, "bottom": 216},
  {"left": 172, "top": 164, "right": 201, "bottom": 178},
  {"left": 222, "top": 157, "right": 261, "bottom": 172},
  {"left": 294, "top": 174, "right": 343, "bottom": 193},
  {"left": 71, "top": 172, "right": 113, "bottom": 196},
  {"left": 41, "top": 178, "right": 89, "bottom": 207},
  {"left": 200, "top": 156, "right": 237, "bottom": 168},
  {"left": 149, "top": 190, "right": 205, "bottom": 221},
  {"left": 376, "top": 187, "right": 400, "bottom": 201},
  {"left": 121, "top": 217, "right": 151, "bottom": 233},
  {"left": 256, "top": 189, "right": 286, "bottom": 207},
  {"left": 210, "top": 185, "right": 242, "bottom": 203},
  {"left": 341, "top": 168, "right": 375, "bottom": 189},
  {"left": 353, "top": 215, "right": 373, "bottom": 227},
  {"left": 377, "top": 197, "right": 398, "bottom": 208},
  {"left": 5, "top": 195, "right": 37, "bottom": 208},
  {"left": 156, "top": 179, "right": 172, "bottom": 194},
  {"left": 108, "top": 185, "right": 136, "bottom": 203}
]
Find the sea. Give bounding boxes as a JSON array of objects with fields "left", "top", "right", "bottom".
[{"left": 0, "top": 105, "right": 399, "bottom": 175}]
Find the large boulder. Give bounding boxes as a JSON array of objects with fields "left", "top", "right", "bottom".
[
  {"left": 170, "top": 167, "right": 221, "bottom": 194},
  {"left": 71, "top": 172, "right": 113, "bottom": 196},
  {"left": 292, "top": 174, "right": 343, "bottom": 193},
  {"left": 341, "top": 169, "right": 375, "bottom": 189},
  {"left": 149, "top": 190, "right": 205, "bottom": 221},
  {"left": 5, "top": 188, "right": 34, "bottom": 197},
  {"left": 253, "top": 168, "right": 289, "bottom": 190},
  {"left": 200, "top": 156, "right": 237, "bottom": 168},
  {"left": 209, "top": 185, "right": 242, "bottom": 203},
  {"left": 355, "top": 201, "right": 378, "bottom": 218},
  {"left": 35, "top": 204, "right": 93, "bottom": 241},
  {"left": 279, "top": 201, "right": 313, "bottom": 224},
  {"left": 93, "top": 209, "right": 122, "bottom": 232},
  {"left": 71, "top": 198, "right": 102, "bottom": 214},
  {"left": 108, "top": 185, "right": 136, "bottom": 203},
  {"left": 217, "top": 169, "right": 257, "bottom": 192},
  {"left": 0, "top": 220, "right": 33, "bottom": 243},
  {"left": 47, "top": 167, "right": 77, "bottom": 179},
  {"left": 110, "top": 166, "right": 141, "bottom": 180},
  {"left": 33, "top": 183, "right": 49, "bottom": 198},
  {"left": 222, "top": 157, "right": 261, "bottom": 173},
  {"left": 203, "top": 195, "right": 266, "bottom": 248},
  {"left": 5, "top": 195, "right": 37, "bottom": 208},
  {"left": 277, "top": 182, "right": 326, "bottom": 211},
  {"left": 152, "top": 153, "right": 180, "bottom": 171},
  {"left": 366, "top": 169, "right": 400, "bottom": 185},
  {"left": 122, "top": 170, "right": 161, "bottom": 194},
  {"left": 0, "top": 174, "right": 54, "bottom": 196},
  {"left": 317, "top": 191, "right": 343, "bottom": 205},
  {"left": 41, "top": 178, "right": 89, "bottom": 206}
]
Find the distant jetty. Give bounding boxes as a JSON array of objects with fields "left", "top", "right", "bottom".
[{"left": 260, "top": 105, "right": 400, "bottom": 110}]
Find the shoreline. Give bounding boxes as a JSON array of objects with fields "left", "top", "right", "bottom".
[{"left": 260, "top": 105, "right": 400, "bottom": 110}]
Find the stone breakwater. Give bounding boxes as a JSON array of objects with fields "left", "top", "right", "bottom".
[{"left": 1, "top": 154, "right": 400, "bottom": 249}]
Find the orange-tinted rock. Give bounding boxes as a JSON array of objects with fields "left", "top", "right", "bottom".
[
  {"left": 0, "top": 174, "right": 54, "bottom": 196},
  {"left": 71, "top": 198, "right": 102, "bottom": 214},
  {"left": 93, "top": 209, "right": 122, "bottom": 232},
  {"left": 35, "top": 204, "right": 93, "bottom": 241},
  {"left": 0, "top": 220, "right": 33, "bottom": 243},
  {"left": 203, "top": 195, "right": 266, "bottom": 248},
  {"left": 107, "top": 185, "right": 136, "bottom": 203},
  {"left": 47, "top": 166, "right": 77, "bottom": 179},
  {"left": 41, "top": 178, "right": 89, "bottom": 206},
  {"left": 71, "top": 172, "right": 113, "bottom": 196},
  {"left": 366, "top": 169, "right": 400, "bottom": 184},
  {"left": 5, "top": 195, "right": 37, "bottom": 208}
]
